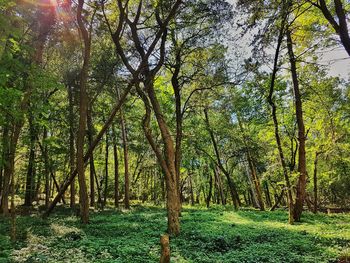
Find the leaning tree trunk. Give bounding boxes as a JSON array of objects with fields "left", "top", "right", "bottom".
[
  {"left": 287, "top": 30, "right": 307, "bottom": 222},
  {"left": 204, "top": 108, "right": 240, "bottom": 209},
  {"left": 237, "top": 116, "right": 264, "bottom": 211},
  {"left": 43, "top": 83, "right": 133, "bottom": 217}
]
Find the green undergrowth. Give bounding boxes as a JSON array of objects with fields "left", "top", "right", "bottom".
[{"left": 0, "top": 205, "right": 349, "bottom": 262}]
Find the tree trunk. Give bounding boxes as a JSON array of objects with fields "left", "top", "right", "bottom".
[
  {"left": 120, "top": 112, "right": 130, "bottom": 209},
  {"left": 136, "top": 82, "right": 180, "bottom": 235},
  {"left": 0, "top": 125, "right": 9, "bottom": 209},
  {"left": 68, "top": 85, "right": 76, "bottom": 208},
  {"left": 266, "top": 2, "right": 294, "bottom": 223},
  {"left": 87, "top": 102, "right": 96, "bottom": 207},
  {"left": 264, "top": 181, "right": 272, "bottom": 207},
  {"left": 76, "top": 0, "right": 91, "bottom": 224},
  {"left": 270, "top": 189, "right": 285, "bottom": 211},
  {"left": 246, "top": 153, "right": 264, "bottom": 210},
  {"left": 237, "top": 116, "right": 264, "bottom": 210},
  {"left": 24, "top": 108, "right": 36, "bottom": 207},
  {"left": 171, "top": 49, "right": 182, "bottom": 206},
  {"left": 1, "top": 0, "right": 55, "bottom": 215},
  {"left": 43, "top": 83, "right": 133, "bottom": 217},
  {"left": 189, "top": 173, "right": 194, "bottom": 206},
  {"left": 316, "top": 0, "right": 350, "bottom": 56},
  {"left": 213, "top": 165, "right": 226, "bottom": 206},
  {"left": 43, "top": 127, "right": 50, "bottom": 208},
  {"left": 313, "top": 152, "right": 321, "bottom": 213},
  {"left": 204, "top": 108, "right": 239, "bottom": 209},
  {"left": 103, "top": 131, "right": 109, "bottom": 207},
  {"left": 112, "top": 123, "right": 119, "bottom": 208},
  {"left": 206, "top": 172, "right": 213, "bottom": 208},
  {"left": 287, "top": 30, "right": 307, "bottom": 222}
]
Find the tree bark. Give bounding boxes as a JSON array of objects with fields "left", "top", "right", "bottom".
[
  {"left": 24, "top": 107, "right": 36, "bottom": 207},
  {"left": 213, "top": 165, "right": 226, "bottom": 205},
  {"left": 76, "top": 0, "right": 91, "bottom": 224},
  {"left": 87, "top": 102, "right": 96, "bottom": 207},
  {"left": 103, "top": 131, "right": 109, "bottom": 207},
  {"left": 206, "top": 171, "right": 213, "bottom": 208},
  {"left": 264, "top": 182, "right": 272, "bottom": 207},
  {"left": 68, "top": 85, "right": 76, "bottom": 208},
  {"left": 315, "top": 0, "right": 350, "bottom": 56},
  {"left": 313, "top": 151, "right": 321, "bottom": 213},
  {"left": 287, "top": 30, "right": 307, "bottom": 222},
  {"left": 112, "top": 123, "right": 119, "bottom": 208},
  {"left": 136, "top": 83, "right": 181, "bottom": 235},
  {"left": 120, "top": 109, "right": 130, "bottom": 209},
  {"left": 0, "top": 125, "right": 9, "bottom": 206},
  {"left": 43, "top": 127, "right": 50, "bottom": 208}
]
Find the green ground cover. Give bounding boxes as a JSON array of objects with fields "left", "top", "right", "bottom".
[{"left": 0, "top": 206, "right": 349, "bottom": 263}]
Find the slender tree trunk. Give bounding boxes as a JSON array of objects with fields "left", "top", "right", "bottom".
[
  {"left": 206, "top": 172, "right": 213, "bottom": 208},
  {"left": 44, "top": 83, "right": 133, "bottom": 217},
  {"left": 246, "top": 153, "right": 264, "bottom": 210},
  {"left": 313, "top": 152, "right": 321, "bottom": 213},
  {"left": 112, "top": 124, "right": 119, "bottom": 208},
  {"left": 1, "top": 125, "right": 22, "bottom": 215},
  {"left": 1, "top": 0, "right": 55, "bottom": 215},
  {"left": 87, "top": 102, "right": 95, "bottom": 207},
  {"left": 24, "top": 108, "right": 36, "bottom": 207},
  {"left": 68, "top": 85, "right": 76, "bottom": 208},
  {"left": 264, "top": 182, "right": 272, "bottom": 207},
  {"left": 316, "top": 0, "right": 350, "bottom": 56},
  {"left": 120, "top": 113, "right": 130, "bottom": 209},
  {"left": 189, "top": 173, "right": 194, "bottom": 206},
  {"left": 43, "top": 127, "right": 50, "bottom": 208},
  {"left": 136, "top": 82, "right": 180, "bottom": 235},
  {"left": 267, "top": 10, "right": 294, "bottom": 223},
  {"left": 76, "top": 0, "right": 91, "bottom": 224},
  {"left": 103, "top": 131, "right": 109, "bottom": 207},
  {"left": 0, "top": 125, "right": 9, "bottom": 208},
  {"left": 171, "top": 49, "right": 182, "bottom": 205},
  {"left": 237, "top": 116, "right": 264, "bottom": 210},
  {"left": 270, "top": 189, "right": 285, "bottom": 211},
  {"left": 51, "top": 172, "right": 66, "bottom": 204},
  {"left": 287, "top": 30, "right": 307, "bottom": 222},
  {"left": 10, "top": 169, "right": 16, "bottom": 241},
  {"left": 204, "top": 108, "right": 239, "bottom": 209},
  {"left": 213, "top": 165, "right": 225, "bottom": 206},
  {"left": 244, "top": 161, "right": 259, "bottom": 208}
]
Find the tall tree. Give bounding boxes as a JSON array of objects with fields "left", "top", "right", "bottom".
[{"left": 76, "top": 0, "right": 94, "bottom": 223}]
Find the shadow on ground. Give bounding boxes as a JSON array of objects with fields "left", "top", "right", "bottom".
[{"left": 0, "top": 205, "right": 349, "bottom": 263}]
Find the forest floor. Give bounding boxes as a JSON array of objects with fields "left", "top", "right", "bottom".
[{"left": 0, "top": 205, "right": 349, "bottom": 263}]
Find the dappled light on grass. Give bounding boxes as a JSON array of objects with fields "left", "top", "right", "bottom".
[{"left": 0, "top": 206, "right": 349, "bottom": 262}]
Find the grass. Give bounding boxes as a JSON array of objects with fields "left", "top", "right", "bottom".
[{"left": 0, "top": 205, "right": 349, "bottom": 262}]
